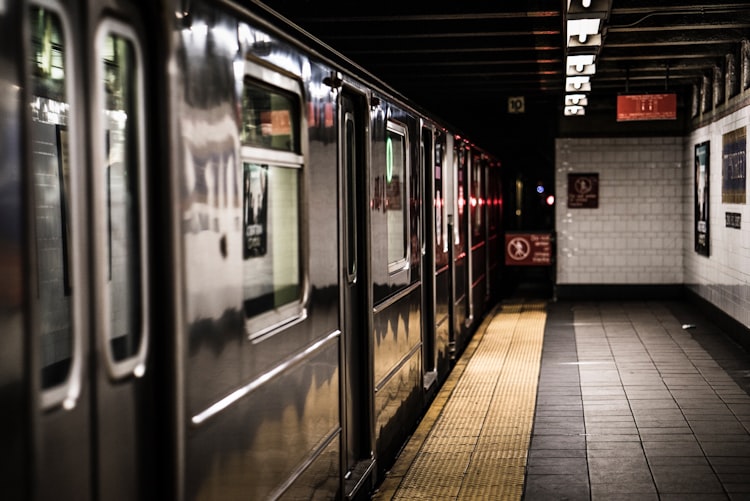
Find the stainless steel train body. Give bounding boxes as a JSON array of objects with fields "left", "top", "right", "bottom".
[{"left": 0, "top": 0, "right": 504, "bottom": 499}]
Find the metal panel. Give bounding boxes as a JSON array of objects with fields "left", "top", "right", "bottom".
[
  {"left": 171, "top": 3, "right": 343, "bottom": 499},
  {"left": 185, "top": 339, "right": 340, "bottom": 500},
  {"left": 0, "top": 2, "right": 29, "bottom": 498}
]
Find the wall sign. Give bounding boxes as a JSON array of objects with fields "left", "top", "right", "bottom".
[
  {"left": 722, "top": 127, "right": 746, "bottom": 204},
  {"left": 567, "top": 173, "right": 599, "bottom": 208},
  {"left": 726, "top": 212, "right": 741, "bottom": 229},
  {"left": 695, "top": 141, "right": 710, "bottom": 256},
  {"left": 508, "top": 96, "right": 525, "bottom": 114},
  {"left": 505, "top": 233, "right": 552, "bottom": 266},
  {"left": 616, "top": 93, "right": 677, "bottom": 121}
]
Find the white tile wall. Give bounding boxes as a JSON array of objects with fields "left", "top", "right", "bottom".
[
  {"left": 684, "top": 106, "right": 750, "bottom": 328},
  {"left": 556, "top": 106, "right": 750, "bottom": 330},
  {"left": 555, "top": 137, "right": 684, "bottom": 285}
]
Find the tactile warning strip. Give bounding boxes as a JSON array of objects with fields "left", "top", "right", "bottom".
[{"left": 374, "top": 300, "right": 547, "bottom": 500}]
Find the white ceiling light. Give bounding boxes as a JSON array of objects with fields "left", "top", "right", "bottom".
[
  {"left": 564, "top": 105, "right": 586, "bottom": 116},
  {"left": 567, "top": 54, "right": 595, "bottom": 73},
  {"left": 567, "top": 18, "right": 601, "bottom": 44},
  {"left": 565, "top": 94, "right": 589, "bottom": 106},
  {"left": 566, "top": 76, "right": 591, "bottom": 92}
]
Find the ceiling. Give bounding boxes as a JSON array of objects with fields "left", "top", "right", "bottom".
[{"left": 256, "top": 0, "right": 750, "bottom": 157}]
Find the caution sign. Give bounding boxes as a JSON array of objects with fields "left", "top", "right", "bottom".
[
  {"left": 568, "top": 173, "right": 599, "bottom": 208},
  {"left": 505, "top": 233, "right": 552, "bottom": 266}
]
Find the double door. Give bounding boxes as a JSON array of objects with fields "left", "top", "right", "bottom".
[{"left": 1, "top": 1, "right": 156, "bottom": 499}]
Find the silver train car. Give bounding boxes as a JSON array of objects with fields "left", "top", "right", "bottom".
[{"left": 0, "top": 0, "right": 504, "bottom": 499}]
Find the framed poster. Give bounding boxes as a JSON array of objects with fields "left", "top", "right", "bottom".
[
  {"left": 722, "top": 127, "right": 746, "bottom": 204},
  {"left": 243, "top": 163, "right": 268, "bottom": 258},
  {"left": 694, "top": 141, "right": 710, "bottom": 256}
]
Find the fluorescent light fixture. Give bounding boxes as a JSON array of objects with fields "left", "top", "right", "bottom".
[
  {"left": 567, "top": 63, "right": 596, "bottom": 76},
  {"left": 565, "top": 94, "right": 588, "bottom": 106},
  {"left": 564, "top": 105, "right": 586, "bottom": 116},
  {"left": 567, "top": 18, "right": 601, "bottom": 44},
  {"left": 567, "top": 0, "right": 594, "bottom": 9},
  {"left": 567, "top": 33, "right": 602, "bottom": 48},
  {"left": 566, "top": 76, "right": 591, "bottom": 92},
  {"left": 567, "top": 54, "right": 595, "bottom": 73}
]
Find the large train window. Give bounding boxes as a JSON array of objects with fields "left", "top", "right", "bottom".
[
  {"left": 95, "top": 20, "right": 149, "bottom": 379},
  {"left": 386, "top": 121, "right": 409, "bottom": 273},
  {"left": 240, "top": 71, "right": 305, "bottom": 339},
  {"left": 29, "top": 2, "right": 81, "bottom": 409}
]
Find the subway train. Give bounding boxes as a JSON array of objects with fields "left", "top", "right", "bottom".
[{"left": 0, "top": 0, "right": 504, "bottom": 499}]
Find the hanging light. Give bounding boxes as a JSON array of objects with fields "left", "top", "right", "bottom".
[
  {"left": 567, "top": 18, "right": 600, "bottom": 45},
  {"left": 566, "top": 76, "right": 591, "bottom": 92},
  {"left": 565, "top": 94, "right": 589, "bottom": 106},
  {"left": 564, "top": 106, "right": 586, "bottom": 116}
]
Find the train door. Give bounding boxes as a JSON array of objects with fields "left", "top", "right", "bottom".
[
  {"left": 421, "top": 125, "right": 437, "bottom": 389},
  {"left": 88, "top": 5, "right": 152, "bottom": 501},
  {"left": 340, "top": 90, "right": 375, "bottom": 499},
  {"left": 23, "top": 2, "right": 92, "bottom": 499},
  {"left": 452, "top": 142, "right": 469, "bottom": 349}
]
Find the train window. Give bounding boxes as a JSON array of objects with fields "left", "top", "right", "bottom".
[
  {"left": 386, "top": 122, "right": 408, "bottom": 272},
  {"left": 345, "top": 113, "right": 357, "bottom": 282},
  {"left": 471, "top": 154, "right": 485, "bottom": 240},
  {"left": 29, "top": 4, "right": 74, "bottom": 391},
  {"left": 240, "top": 77, "right": 304, "bottom": 339},
  {"left": 434, "top": 138, "right": 449, "bottom": 265},
  {"left": 241, "top": 81, "right": 299, "bottom": 153},
  {"left": 96, "top": 20, "right": 148, "bottom": 377},
  {"left": 455, "top": 146, "right": 466, "bottom": 250}
]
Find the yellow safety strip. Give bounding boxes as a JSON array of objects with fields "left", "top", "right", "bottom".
[{"left": 374, "top": 300, "right": 547, "bottom": 500}]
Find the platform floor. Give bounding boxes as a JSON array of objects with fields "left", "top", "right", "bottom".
[{"left": 373, "top": 300, "right": 750, "bottom": 500}]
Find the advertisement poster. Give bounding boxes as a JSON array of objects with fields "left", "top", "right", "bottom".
[
  {"left": 722, "top": 127, "right": 746, "bottom": 204},
  {"left": 567, "top": 173, "right": 599, "bottom": 208},
  {"left": 694, "top": 141, "right": 710, "bottom": 256},
  {"left": 243, "top": 163, "right": 268, "bottom": 258}
]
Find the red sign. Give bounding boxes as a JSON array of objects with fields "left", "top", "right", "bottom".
[
  {"left": 505, "top": 233, "right": 552, "bottom": 266},
  {"left": 568, "top": 173, "right": 599, "bottom": 208},
  {"left": 617, "top": 94, "right": 676, "bottom": 121}
]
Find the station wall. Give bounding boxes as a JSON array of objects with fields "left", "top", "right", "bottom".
[
  {"left": 554, "top": 137, "right": 685, "bottom": 288},
  {"left": 554, "top": 101, "right": 750, "bottom": 333},
  {"left": 685, "top": 104, "right": 750, "bottom": 329}
]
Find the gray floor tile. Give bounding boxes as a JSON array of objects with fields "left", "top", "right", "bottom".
[
  {"left": 526, "top": 457, "right": 588, "bottom": 475},
  {"left": 660, "top": 495, "right": 730, "bottom": 501},
  {"left": 528, "top": 448, "right": 587, "bottom": 459},
  {"left": 590, "top": 482, "right": 657, "bottom": 497},
  {"left": 707, "top": 456, "right": 750, "bottom": 473},
  {"left": 700, "top": 440, "right": 750, "bottom": 456},
  {"left": 647, "top": 455, "right": 710, "bottom": 466},
  {"left": 642, "top": 439, "right": 705, "bottom": 457},
  {"left": 650, "top": 464, "right": 724, "bottom": 493},
  {"left": 523, "top": 476, "right": 590, "bottom": 501},
  {"left": 530, "top": 435, "right": 586, "bottom": 450}
]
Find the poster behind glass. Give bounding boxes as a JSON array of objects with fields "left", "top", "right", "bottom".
[
  {"left": 243, "top": 163, "right": 268, "bottom": 258},
  {"left": 721, "top": 127, "right": 746, "bottom": 204},
  {"left": 695, "top": 141, "right": 709, "bottom": 256}
]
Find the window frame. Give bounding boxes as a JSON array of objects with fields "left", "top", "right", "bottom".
[
  {"left": 240, "top": 58, "right": 308, "bottom": 342},
  {"left": 29, "top": 0, "right": 84, "bottom": 410},
  {"left": 385, "top": 120, "right": 410, "bottom": 275},
  {"left": 93, "top": 18, "right": 149, "bottom": 380}
]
